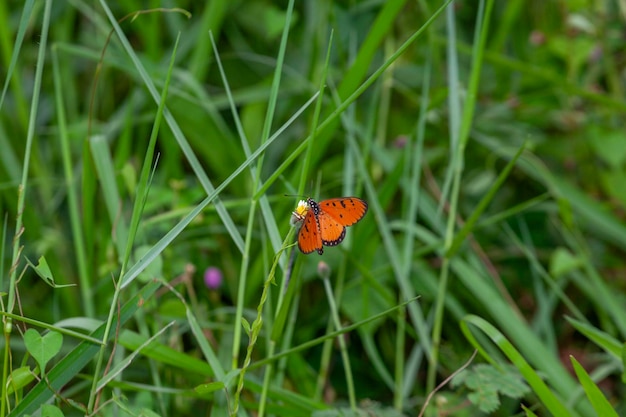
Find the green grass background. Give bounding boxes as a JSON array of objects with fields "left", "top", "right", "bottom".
[{"left": 1, "top": 1, "right": 625, "bottom": 416}]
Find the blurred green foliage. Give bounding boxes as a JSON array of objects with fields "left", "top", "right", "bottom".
[{"left": 1, "top": 0, "right": 625, "bottom": 416}]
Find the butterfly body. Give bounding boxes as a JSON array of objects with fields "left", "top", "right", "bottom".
[{"left": 296, "top": 197, "right": 368, "bottom": 255}]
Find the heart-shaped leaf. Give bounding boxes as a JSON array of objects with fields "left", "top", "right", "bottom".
[{"left": 24, "top": 329, "right": 63, "bottom": 375}]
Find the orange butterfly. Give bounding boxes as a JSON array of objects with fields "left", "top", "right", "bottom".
[{"left": 294, "top": 197, "right": 368, "bottom": 255}]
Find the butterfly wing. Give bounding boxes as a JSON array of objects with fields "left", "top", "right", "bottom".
[
  {"left": 317, "top": 210, "right": 347, "bottom": 247},
  {"left": 297, "top": 210, "right": 324, "bottom": 254},
  {"left": 318, "top": 197, "right": 368, "bottom": 226}
]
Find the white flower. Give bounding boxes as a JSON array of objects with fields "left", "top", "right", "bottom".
[{"left": 290, "top": 199, "right": 309, "bottom": 226}]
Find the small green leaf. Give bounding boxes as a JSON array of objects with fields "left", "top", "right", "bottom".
[
  {"left": 31, "top": 256, "right": 53, "bottom": 281},
  {"left": 6, "top": 366, "right": 37, "bottom": 395},
  {"left": 549, "top": 247, "right": 583, "bottom": 277},
  {"left": 452, "top": 364, "right": 529, "bottom": 413},
  {"left": 468, "top": 390, "right": 500, "bottom": 413},
  {"left": 463, "top": 366, "right": 500, "bottom": 412},
  {"left": 194, "top": 381, "right": 225, "bottom": 395},
  {"left": 241, "top": 318, "right": 251, "bottom": 335},
  {"left": 26, "top": 256, "right": 75, "bottom": 288},
  {"left": 24, "top": 329, "right": 63, "bottom": 375}
]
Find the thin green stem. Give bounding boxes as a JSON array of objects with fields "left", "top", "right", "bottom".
[
  {"left": 394, "top": 296, "right": 406, "bottom": 410},
  {"left": 2, "top": 9, "right": 51, "bottom": 415},
  {"left": 5, "top": 0, "right": 51, "bottom": 319},
  {"left": 232, "top": 204, "right": 257, "bottom": 370},
  {"left": 322, "top": 274, "right": 357, "bottom": 410},
  {"left": 231, "top": 241, "right": 291, "bottom": 416}
]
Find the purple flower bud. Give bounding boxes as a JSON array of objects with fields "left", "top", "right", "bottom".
[
  {"left": 393, "top": 135, "right": 408, "bottom": 149},
  {"left": 204, "top": 267, "right": 223, "bottom": 289}
]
